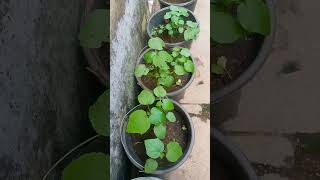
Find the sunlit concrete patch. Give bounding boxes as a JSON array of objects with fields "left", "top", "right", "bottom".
[
  {"left": 228, "top": 135, "right": 294, "bottom": 167},
  {"left": 162, "top": 117, "right": 210, "bottom": 180},
  {"left": 260, "top": 174, "right": 289, "bottom": 180}
]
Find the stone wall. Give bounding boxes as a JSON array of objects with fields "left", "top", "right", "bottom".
[
  {"left": 110, "top": 0, "right": 149, "bottom": 179},
  {"left": 0, "top": 0, "right": 102, "bottom": 179}
]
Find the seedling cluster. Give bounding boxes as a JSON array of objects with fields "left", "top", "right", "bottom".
[
  {"left": 126, "top": 88, "right": 184, "bottom": 173},
  {"left": 135, "top": 37, "right": 195, "bottom": 88},
  {"left": 152, "top": 6, "right": 200, "bottom": 41}
]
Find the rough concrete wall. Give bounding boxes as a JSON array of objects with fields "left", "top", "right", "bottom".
[
  {"left": 0, "top": 0, "right": 99, "bottom": 179},
  {"left": 110, "top": 0, "right": 149, "bottom": 179}
]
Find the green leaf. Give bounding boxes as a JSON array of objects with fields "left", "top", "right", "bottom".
[
  {"left": 89, "top": 90, "right": 109, "bottom": 136},
  {"left": 172, "top": 47, "right": 181, "bottom": 52},
  {"left": 212, "top": 64, "right": 224, "bottom": 75},
  {"left": 184, "top": 27, "right": 200, "bottom": 41},
  {"left": 184, "top": 60, "right": 195, "bottom": 73},
  {"left": 166, "top": 141, "right": 183, "bottom": 162},
  {"left": 162, "top": 99, "right": 174, "bottom": 111},
  {"left": 158, "top": 51, "right": 174, "bottom": 62},
  {"left": 154, "top": 124, "right": 166, "bottom": 139},
  {"left": 144, "top": 51, "right": 156, "bottom": 64},
  {"left": 164, "top": 12, "right": 172, "bottom": 19},
  {"left": 144, "top": 159, "right": 158, "bottom": 174},
  {"left": 170, "top": 5, "right": 180, "bottom": 11},
  {"left": 156, "top": 101, "right": 162, "bottom": 108},
  {"left": 177, "top": 56, "right": 187, "bottom": 63},
  {"left": 153, "top": 55, "right": 168, "bottom": 70},
  {"left": 126, "top": 110, "right": 150, "bottom": 134},
  {"left": 159, "top": 76, "right": 175, "bottom": 87},
  {"left": 145, "top": 138, "right": 165, "bottom": 159},
  {"left": 186, "top": 21, "right": 198, "bottom": 28},
  {"left": 149, "top": 107, "right": 166, "bottom": 125},
  {"left": 174, "top": 64, "right": 187, "bottom": 76},
  {"left": 178, "top": 27, "right": 184, "bottom": 33},
  {"left": 211, "top": 11, "right": 244, "bottom": 43},
  {"left": 166, "top": 112, "right": 176, "bottom": 122},
  {"left": 153, "top": 86, "right": 167, "bottom": 98},
  {"left": 180, "top": 48, "right": 191, "bottom": 57},
  {"left": 138, "top": 90, "right": 155, "bottom": 105},
  {"left": 135, "top": 64, "right": 149, "bottom": 77},
  {"left": 148, "top": 37, "right": 165, "bottom": 50},
  {"left": 237, "top": 0, "right": 271, "bottom": 35},
  {"left": 63, "top": 153, "right": 109, "bottom": 180}
]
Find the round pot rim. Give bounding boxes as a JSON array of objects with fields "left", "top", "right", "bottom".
[
  {"left": 211, "top": 0, "right": 277, "bottom": 104},
  {"left": 120, "top": 100, "right": 195, "bottom": 174},
  {"left": 135, "top": 46, "right": 196, "bottom": 97},
  {"left": 147, "top": 6, "right": 200, "bottom": 47},
  {"left": 212, "top": 129, "right": 258, "bottom": 180},
  {"left": 159, "top": 0, "right": 196, "bottom": 7}
]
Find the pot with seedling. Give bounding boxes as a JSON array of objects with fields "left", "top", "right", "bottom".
[
  {"left": 159, "top": 0, "right": 198, "bottom": 12},
  {"left": 135, "top": 37, "right": 196, "bottom": 100},
  {"left": 211, "top": 0, "right": 276, "bottom": 125},
  {"left": 148, "top": 5, "right": 200, "bottom": 48},
  {"left": 121, "top": 89, "right": 194, "bottom": 174}
]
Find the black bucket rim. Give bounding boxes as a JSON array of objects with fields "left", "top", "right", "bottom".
[
  {"left": 120, "top": 100, "right": 195, "bottom": 175},
  {"left": 159, "top": 0, "right": 197, "bottom": 7}
]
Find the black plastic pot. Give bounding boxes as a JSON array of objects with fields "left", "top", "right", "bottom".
[
  {"left": 211, "top": 0, "right": 276, "bottom": 104},
  {"left": 159, "top": 0, "right": 198, "bottom": 12},
  {"left": 212, "top": 129, "right": 258, "bottom": 180},
  {"left": 120, "top": 101, "right": 195, "bottom": 175},
  {"left": 136, "top": 46, "right": 196, "bottom": 100},
  {"left": 147, "top": 7, "right": 199, "bottom": 48}
]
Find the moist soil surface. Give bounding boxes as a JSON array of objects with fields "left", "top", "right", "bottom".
[
  {"left": 131, "top": 109, "right": 189, "bottom": 167},
  {"left": 211, "top": 35, "right": 263, "bottom": 91},
  {"left": 141, "top": 73, "right": 191, "bottom": 93},
  {"left": 158, "top": 31, "right": 185, "bottom": 44},
  {"left": 164, "top": 0, "right": 191, "bottom": 3}
]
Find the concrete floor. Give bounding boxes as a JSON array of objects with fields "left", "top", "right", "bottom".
[{"left": 219, "top": 0, "right": 320, "bottom": 179}]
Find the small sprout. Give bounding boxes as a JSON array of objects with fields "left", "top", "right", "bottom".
[
  {"left": 212, "top": 56, "right": 232, "bottom": 79},
  {"left": 176, "top": 79, "right": 182, "bottom": 86},
  {"left": 182, "top": 125, "right": 187, "bottom": 131}
]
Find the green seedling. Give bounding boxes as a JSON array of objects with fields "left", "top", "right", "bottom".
[{"left": 212, "top": 56, "right": 232, "bottom": 79}]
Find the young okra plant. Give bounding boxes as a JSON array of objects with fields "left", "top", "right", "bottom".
[
  {"left": 152, "top": 5, "right": 200, "bottom": 41},
  {"left": 135, "top": 37, "right": 195, "bottom": 89},
  {"left": 211, "top": 0, "right": 271, "bottom": 43},
  {"left": 126, "top": 88, "right": 184, "bottom": 173}
]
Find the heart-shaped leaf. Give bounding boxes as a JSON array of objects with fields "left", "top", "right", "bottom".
[
  {"left": 153, "top": 86, "right": 167, "bottom": 98},
  {"left": 148, "top": 37, "right": 165, "bottom": 50},
  {"left": 79, "top": 9, "right": 109, "bottom": 48},
  {"left": 211, "top": 11, "right": 244, "bottom": 43},
  {"left": 138, "top": 90, "right": 155, "bottom": 105},
  {"left": 144, "top": 159, "right": 158, "bottom": 174},
  {"left": 89, "top": 90, "right": 109, "bottom": 136},
  {"left": 149, "top": 107, "right": 166, "bottom": 125},
  {"left": 162, "top": 99, "right": 174, "bottom": 112},
  {"left": 166, "top": 141, "right": 183, "bottom": 162},
  {"left": 135, "top": 64, "right": 149, "bottom": 77},
  {"left": 154, "top": 123, "right": 166, "bottom": 139},
  {"left": 145, "top": 138, "right": 164, "bottom": 159},
  {"left": 237, "top": 0, "right": 271, "bottom": 35},
  {"left": 174, "top": 65, "right": 187, "bottom": 76},
  {"left": 62, "top": 153, "right": 109, "bottom": 180},
  {"left": 184, "top": 60, "right": 195, "bottom": 73},
  {"left": 127, "top": 110, "right": 150, "bottom": 134},
  {"left": 166, "top": 112, "right": 176, "bottom": 122}
]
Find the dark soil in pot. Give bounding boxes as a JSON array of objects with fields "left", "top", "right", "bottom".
[
  {"left": 131, "top": 109, "right": 188, "bottom": 167},
  {"left": 157, "top": 30, "right": 185, "bottom": 44},
  {"left": 211, "top": 35, "right": 264, "bottom": 91}
]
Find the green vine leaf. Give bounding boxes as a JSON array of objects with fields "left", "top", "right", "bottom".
[
  {"left": 144, "top": 51, "right": 156, "bottom": 64},
  {"left": 135, "top": 64, "right": 149, "bottom": 77},
  {"left": 153, "top": 86, "right": 167, "bottom": 98},
  {"left": 162, "top": 99, "right": 174, "bottom": 112},
  {"left": 138, "top": 90, "right": 155, "bottom": 105},
  {"left": 62, "top": 153, "right": 109, "bottom": 180},
  {"left": 237, "top": 0, "right": 271, "bottom": 35},
  {"left": 126, "top": 110, "right": 150, "bottom": 134},
  {"left": 145, "top": 138, "right": 165, "bottom": 159},
  {"left": 79, "top": 9, "right": 109, "bottom": 48},
  {"left": 174, "top": 64, "right": 187, "bottom": 76},
  {"left": 180, "top": 48, "right": 191, "bottom": 57},
  {"left": 148, "top": 37, "right": 165, "bottom": 50},
  {"left": 166, "top": 141, "right": 183, "bottom": 162},
  {"left": 158, "top": 75, "right": 175, "bottom": 87},
  {"left": 144, "top": 159, "right": 158, "bottom": 174},
  {"left": 149, "top": 107, "right": 166, "bottom": 125},
  {"left": 184, "top": 60, "right": 195, "bottom": 73},
  {"left": 154, "top": 123, "right": 166, "bottom": 139},
  {"left": 89, "top": 90, "right": 109, "bottom": 136},
  {"left": 158, "top": 51, "right": 174, "bottom": 62},
  {"left": 211, "top": 11, "right": 244, "bottom": 43},
  {"left": 166, "top": 112, "right": 176, "bottom": 122}
]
